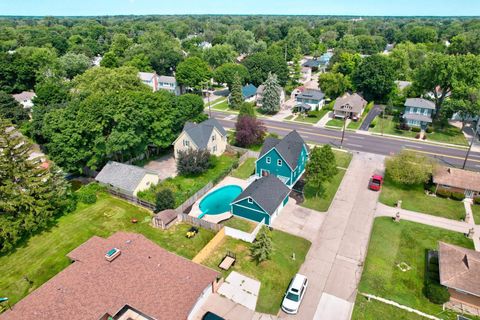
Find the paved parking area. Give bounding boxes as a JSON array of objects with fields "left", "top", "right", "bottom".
[
  {"left": 218, "top": 272, "right": 261, "bottom": 311},
  {"left": 143, "top": 154, "right": 177, "bottom": 180}
]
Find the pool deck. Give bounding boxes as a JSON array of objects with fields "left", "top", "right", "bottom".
[{"left": 189, "top": 176, "right": 250, "bottom": 224}]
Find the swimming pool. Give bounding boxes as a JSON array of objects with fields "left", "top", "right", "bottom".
[{"left": 199, "top": 185, "right": 243, "bottom": 217}]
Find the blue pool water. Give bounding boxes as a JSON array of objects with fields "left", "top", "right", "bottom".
[{"left": 199, "top": 185, "right": 243, "bottom": 217}]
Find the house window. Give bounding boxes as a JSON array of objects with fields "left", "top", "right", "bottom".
[
  {"left": 277, "top": 159, "right": 282, "bottom": 166},
  {"left": 248, "top": 198, "right": 253, "bottom": 204},
  {"left": 212, "top": 135, "right": 216, "bottom": 141},
  {"left": 266, "top": 157, "right": 271, "bottom": 164},
  {"left": 213, "top": 145, "right": 217, "bottom": 153},
  {"left": 183, "top": 139, "right": 189, "bottom": 147}
]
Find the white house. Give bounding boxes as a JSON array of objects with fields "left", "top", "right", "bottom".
[
  {"left": 173, "top": 118, "right": 227, "bottom": 157},
  {"left": 12, "top": 91, "right": 36, "bottom": 109},
  {"left": 138, "top": 72, "right": 159, "bottom": 92},
  {"left": 158, "top": 75, "right": 181, "bottom": 96}
]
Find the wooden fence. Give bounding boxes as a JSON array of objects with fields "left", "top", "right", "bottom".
[
  {"left": 177, "top": 213, "right": 223, "bottom": 232},
  {"left": 175, "top": 182, "right": 214, "bottom": 214},
  {"left": 107, "top": 189, "right": 156, "bottom": 211},
  {"left": 192, "top": 227, "right": 226, "bottom": 263}
]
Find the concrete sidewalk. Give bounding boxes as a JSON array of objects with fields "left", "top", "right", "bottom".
[{"left": 284, "top": 152, "right": 385, "bottom": 320}]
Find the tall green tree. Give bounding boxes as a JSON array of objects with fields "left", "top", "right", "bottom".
[
  {"left": 229, "top": 74, "right": 244, "bottom": 110},
  {"left": 0, "top": 118, "right": 72, "bottom": 253},
  {"left": 318, "top": 72, "right": 352, "bottom": 99},
  {"left": 0, "top": 91, "right": 29, "bottom": 124},
  {"left": 386, "top": 150, "right": 436, "bottom": 185},
  {"left": 213, "top": 63, "right": 249, "bottom": 90},
  {"left": 304, "top": 145, "right": 338, "bottom": 197},
  {"left": 176, "top": 57, "right": 212, "bottom": 90},
  {"left": 243, "top": 52, "right": 289, "bottom": 86},
  {"left": 58, "top": 52, "right": 91, "bottom": 79},
  {"left": 353, "top": 54, "right": 396, "bottom": 101},
  {"left": 203, "top": 44, "right": 237, "bottom": 68},
  {"left": 251, "top": 226, "right": 273, "bottom": 264},
  {"left": 259, "top": 73, "right": 281, "bottom": 114}
]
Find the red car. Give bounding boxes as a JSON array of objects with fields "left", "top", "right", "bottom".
[{"left": 368, "top": 175, "right": 383, "bottom": 191}]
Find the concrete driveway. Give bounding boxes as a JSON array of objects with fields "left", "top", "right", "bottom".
[
  {"left": 143, "top": 154, "right": 177, "bottom": 180},
  {"left": 283, "top": 152, "right": 385, "bottom": 320}
]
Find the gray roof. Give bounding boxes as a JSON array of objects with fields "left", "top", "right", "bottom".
[
  {"left": 138, "top": 72, "right": 156, "bottom": 82},
  {"left": 296, "top": 89, "right": 325, "bottom": 101},
  {"left": 233, "top": 175, "right": 290, "bottom": 215},
  {"left": 259, "top": 130, "right": 306, "bottom": 169},
  {"left": 295, "top": 103, "right": 312, "bottom": 111},
  {"left": 158, "top": 75, "right": 176, "bottom": 84},
  {"left": 256, "top": 84, "right": 283, "bottom": 96},
  {"left": 395, "top": 80, "right": 412, "bottom": 91},
  {"left": 12, "top": 91, "right": 36, "bottom": 102},
  {"left": 404, "top": 98, "right": 436, "bottom": 110},
  {"left": 181, "top": 118, "right": 227, "bottom": 149},
  {"left": 403, "top": 113, "right": 433, "bottom": 123},
  {"left": 302, "top": 59, "right": 321, "bottom": 68},
  {"left": 333, "top": 93, "right": 367, "bottom": 113},
  {"left": 95, "top": 161, "right": 156, "bottom": 194}
]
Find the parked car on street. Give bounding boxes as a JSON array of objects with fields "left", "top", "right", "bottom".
[
  {"left": 281, "top": 273, "right": 308, "bottom": 314},
  {"left": 368, "top": 174, "right": 383, "bottom": 191}
]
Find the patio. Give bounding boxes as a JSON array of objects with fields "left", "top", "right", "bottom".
[
  {"left": 189, "top": 176, "right": 250, "bottom": 224},
  {"left": 217, "top": 271, "right": 261, "bottom": 310},
  {"left": 143, "top": 153, "right": 177, "bottom": 180}
]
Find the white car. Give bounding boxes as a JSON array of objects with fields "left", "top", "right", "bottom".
[{"left": 281, "top": 273, "right": 308, "bottom": 314}]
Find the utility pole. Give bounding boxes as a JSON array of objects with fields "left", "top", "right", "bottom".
[
  {"left": 340, "top": 115, "right": 348, "bottom": 147},
  {"left": 462, "top": 124, "right": 478, "bottom": 169},
  {"left": 381, "top": 106, "right": 385, "bottom": 136}
]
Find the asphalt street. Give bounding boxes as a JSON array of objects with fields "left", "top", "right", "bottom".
[{"left": 210, "top": 110, "right": 480, "bottom": 171}]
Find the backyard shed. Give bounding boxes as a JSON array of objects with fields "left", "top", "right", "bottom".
[
  {"left": 230, "top": 175, "right": 290, "bottom": 225},
  {"left": 152, "top": 209, "right": 178, "bottom": 229}
]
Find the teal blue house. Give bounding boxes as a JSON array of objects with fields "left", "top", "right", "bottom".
[
  {"left": 230, "top": 175, "right": 290, "bottom": 225},
  {"left": 255, "top": 130, "right": 308, "bottom": 188}
]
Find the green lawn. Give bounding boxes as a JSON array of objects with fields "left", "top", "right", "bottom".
[
  {"left": 326, "top": 118, "right": 345, "bottom": 128},
  {"left": 369, "top": 116, "right": 417, "bottom": 138},
  {"left": 205, "top": 96, "right": 227, "bottom": 108},
  {"left": 358, "top": 217, "right": 474, "bottom": 319},
  {"left": 472, "top": 204, "right": 480, "bottom": 224},
  {"left": 428, "top": 124, "right": 468, "bottom": 146},
  {"left": 222, "top": 216, "right": 257, "bottom": 233},
  {"left": 301, "top": 151, "right": 353, "bottom": 212},
  {"left": 211, "top": 100, "right": 229, "bottom": 111},
  {"left": 231, "top": 158, "right": 256, "bottom": 179},
  {"left": 284, "top": 115, "right": 294, "bottom": 121},
  {"left": 0, "top": 193, "right": 215, "bottom": 306},
  {"left": 138, "top": 154, "right": 238, "bottom": 205},
  {"left": 294, "top": 109, "right": 329, "bottom": 124},
  {"left": 201, "top": 230, "right": 311, "bottom": 314},
  {"left": 352, "top": 295, "right": 426, "bottom": 320},
  {"left": 379, "top": 175, "right": 466, "bottom": 220},
  {"left": 347, "top": 120, "right": 362, "bottom": 130}
]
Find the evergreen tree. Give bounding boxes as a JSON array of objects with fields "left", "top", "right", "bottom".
[
  {"left": 0, "top": 118, "right": 72, "bottom": 253},
  {"left": 229, "top": 74, "right": 244, "bottom": 110},
  {"left": 251, "top": 227, "right": 273, "bottom": 263},
  {"left": 239, "top": 102, "right": 255, "bottom": 117},
  {"left": 304, "top": 145, "right": 338, "bottom": 197},
  {"left": 259, "top": 73, "right": 281, "bottom": 114}
]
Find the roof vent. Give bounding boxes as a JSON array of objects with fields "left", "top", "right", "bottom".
[{"left": 105, "top": 248, "right": 121, "bottom": 262}]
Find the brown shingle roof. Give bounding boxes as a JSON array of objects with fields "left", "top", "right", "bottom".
[
  {"left": 433, "top": 166, "right": 480, "bottom": 192},
  {"left": 333, "top": 93, "right": 367, "bottom": 114},
  {"left": 0, "top": 232, "right": 218, "bottom": 320},
  {"left": 439, "top": 242, "right": 480, "bottom": 296}
]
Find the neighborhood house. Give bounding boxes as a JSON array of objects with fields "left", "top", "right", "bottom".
[
  {"left": 95, "top": 161, "right": 159, "bottom": 196},
  {"left": 241, "top": 84, "right": 258, "bottom": 102},
  {"left": 295, "top": 89, "right": 325, "bottom": 111},
  {"left": 138, "top": 72, "right": 159, "bottom": 92},
  {"left": 173, "top": 118, "right": 227, "bottom": 157},
  {"left": 12, "top": 91, "right": 36, "bottom": 109},
  {"left": 138, "top": 72, "right": 181, "bottom": 95},
  {"left": 438, "top": 242, "right": 480, "bottom": 314},
  {"left": 333, "top": 93, "right": 368, "bottom": 120},
  {"left": 255, "top": 130, "right": 308, "bottom": 188},
  {"left": 231, "top": 174, "right": 290, "bottom": 225},
  {"left": 403, "top": 98, "right": 436, "bottom": 129},
  {"left": 433, "top": 166, "right": 480, "bottom": 198},
  {"left": 0, "top": 232, "right": 219, "bottom": 320},
  {"left": 256, "top": 84, "right": 286, "bottom": 108}
]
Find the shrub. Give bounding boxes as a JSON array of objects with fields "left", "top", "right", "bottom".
[
  {"left": 451, "top": 192, "right": 465, "bottom": 201},
  {"left": 415, "top": 133, "right": 421, "bottom": 139},
  {"left": 426, "top": 282, "right": 450, "bottom": 304},
  {"left": 426, "top": 126, "right": 433, "bottom": 133},
  {"left": 369, "top": 117, "right": 378, "bottom": 128},
  {"left": 396, "top": 122, "right": 410, "bottom": 131},
  {"left": 235, "top": 116, "right": 267, "bottom": 147},
  {"left": 176, "top": 149, "right": 211, "bottom": 175},
  {"left": 76, "top": 183, "right": 101, "bottom": 204},
  {"left": 475, "top": 197, "right": 480, "bottom": 205},
  {"left": 386, "top": 150, "right": 435, "bottom": 185},
  {"left": 411, "top": 127, "right": 421, "bottom": 133},
  {"left": 155, "top": 189, "right": 175, "bottom": 212},
  {"left": 422, "top": 134, "right": 427, "bottom": 140},
  {"left": 436, "top": 188, "right": 451, "bottom": 198},
  {"left": 425, "top": 183, "right": 436, "bottom": 194}
]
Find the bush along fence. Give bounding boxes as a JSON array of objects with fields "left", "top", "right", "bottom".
[
  {"left": 106, "top": 188, "right": 156, "bottom": 211},
  {"left": 224, "top": 218, "right": 265, "bottom": 243},
  {"left": 175, "top": 182, "right": 214, "bottom": 213}
]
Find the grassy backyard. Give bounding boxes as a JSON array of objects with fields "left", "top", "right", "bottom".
[
  {"left": 201, "top": 230, "right": 311, "bottom": 314},
  {"left": 0, "top": 193, "right": 215, "bottom": 306},
  {"left": 352, "top": 295, "right": 426, "bottom": 320},
  {"left": 138, "top": 153, "right": 238, "bottom": 205},
  {"left": 231, "top": 158, "right": 256, "bottom": 179},
  {"left": 379, "top": 176, "right": 466, "bottom": 220},
  {"left": 301, "top": 151, "right": 352, "bottom": 212},
  {"left": 358, "top": 217, "right": 474, "bottom": 319},
  {"left": 222, "top": 216, "right": 257, "bottom": 233}
]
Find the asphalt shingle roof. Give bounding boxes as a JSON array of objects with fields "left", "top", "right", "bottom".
[
  {"left": 296, "top": 89, "right": 325, "bottom": 101},
  {"left": 404, "top": 98, "right": 436, "bottom": 110},
  {"left": 333, "top": 93, "right": 367, "bottom": 113},
  {"left": 182, "top": 118, "right": 227, "bottom": 149},
  {"left": 95, "top": 161, "right": 155, "bottom": 194},
  {"left": 302, "top": 59, "right": 321, "bottom": 68},
  {"left": 233, "top": 175, "right": 290, "bottom": 215},
  {"left": 403, "top": 113, "right": 433, "bottom": 123},
  {"left": 158, "top": 75, "right": 176, "bottom": 84},
  {"left": 242, "top": 84, "right": 258, "bottom": 99},
  {"left": 259, "top": 130, "right": 306, "bottom": 169}
]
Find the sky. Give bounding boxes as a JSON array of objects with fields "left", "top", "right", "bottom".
[{"left": 1, "top": 0, "right": 480, "bottom": 17}]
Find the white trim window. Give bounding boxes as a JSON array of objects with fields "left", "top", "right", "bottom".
[
  {"left": 212, "top": 134, "right": 216, "bottom": 141},
  {"left": 266, "top": 157, "right": 271, "bottom": 164},
  {"left": 183, "top": 139, "right": 190, "bottom": 147},
  {"left": 248, "top": 198, "right": 253, "bottom": 204},
  {"left": 277, "top": 159, "right": 283, "bottom": 166},
  {"left": 212, "top": 145, "right": 217, "bottom": 153}
]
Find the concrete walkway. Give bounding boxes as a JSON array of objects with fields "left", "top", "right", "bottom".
[
  {"left": 314, "top": 111, "right": 333, "bottom": 128},
  {"left": 375, "top": 203, "right": 480, "bottom": 251},
  {"left": 284, "top": 152, "right": 385, "bottom": 320}
]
